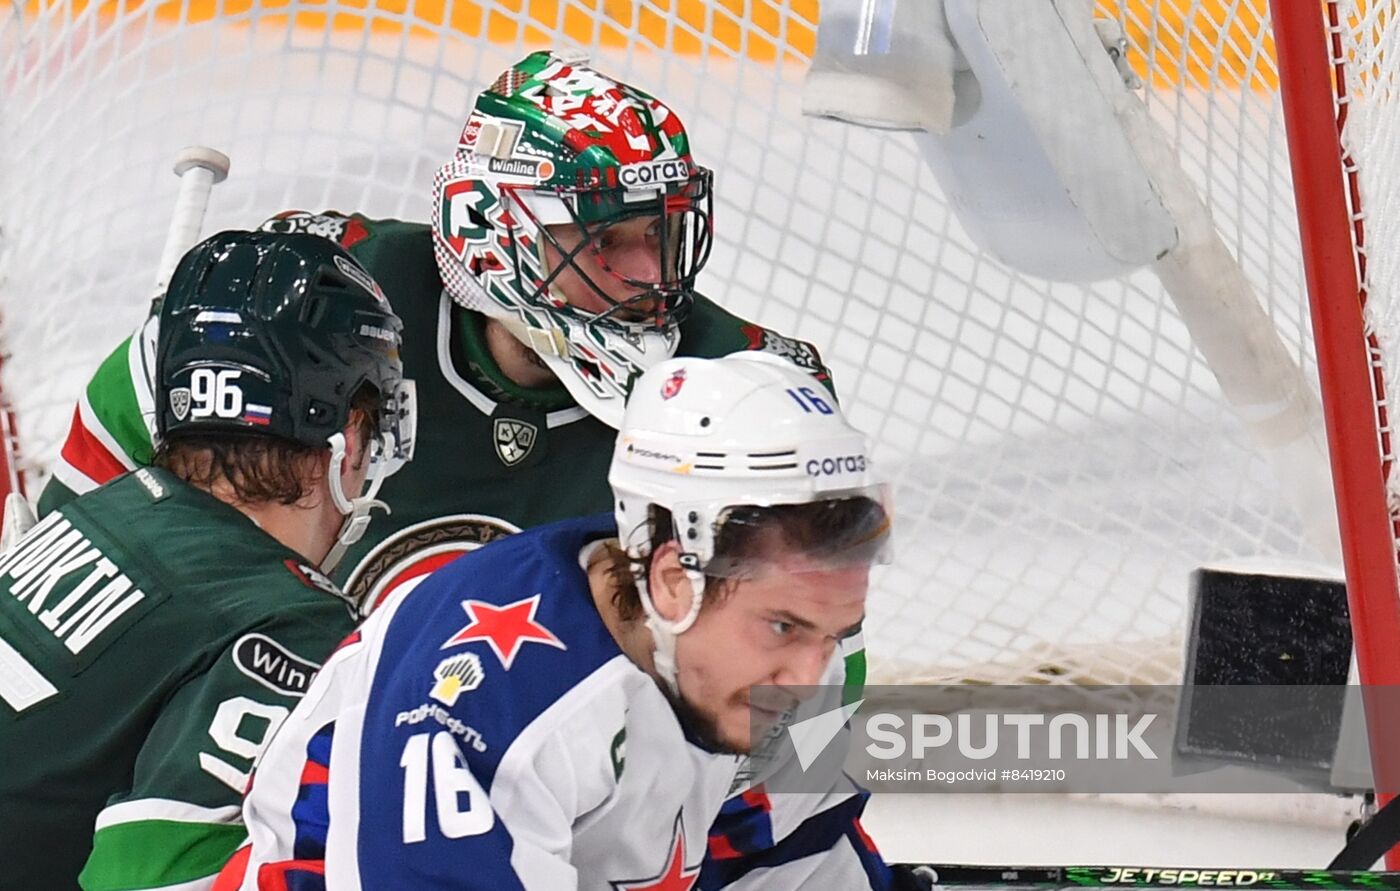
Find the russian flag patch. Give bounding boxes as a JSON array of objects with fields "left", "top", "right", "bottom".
[{"left": 243, "top": 403, "right": 273, "bottom": 425}]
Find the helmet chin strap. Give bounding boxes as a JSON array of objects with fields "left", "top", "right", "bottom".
[
  {"left": 495, "top": 313, "right": 569, "bottom": 359},
  {"left": 495, "top": 310, "right": 634, "bottom": 429},
  {"left": 636, "top": 561, "right": 707, "bottom": 696},
  {"left": 321, "top": 431, "right": 393, "bottom": 574},
  {"left": 451, "top": 262, "right": 676, "bottom": 431}
]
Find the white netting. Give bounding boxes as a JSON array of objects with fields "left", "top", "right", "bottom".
[
  {"left": 1341, "top": 1, "right": 1400, "bottom": 514},
  {"left": 0, "top": 0, "right": 1384, "bottom": 685}
]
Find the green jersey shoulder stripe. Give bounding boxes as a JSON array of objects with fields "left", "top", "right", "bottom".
[
  {"left": 49, "top": 320, "right": 158, "bottom": 498},
  {"left": 96, "top": 317, "right": 158, "bottom": 464},
  {"left": 82, "top": 811, "right": 246, "bottom": 891},
  {"left": 94, "top": 797, "right": 242, "bottom": 832}
]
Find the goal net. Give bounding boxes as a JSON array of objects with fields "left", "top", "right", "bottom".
[{"left": 0, "top": 0, "right": 1393, "bottom": 693}]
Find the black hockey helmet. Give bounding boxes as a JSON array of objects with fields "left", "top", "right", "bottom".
[{"left": 155, "top": 229, "right": 414, "bottom": 468}]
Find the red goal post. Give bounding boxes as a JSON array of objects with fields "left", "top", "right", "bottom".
[{"left": 1273, "top": 0, "right": 1400, "bottom": 859}]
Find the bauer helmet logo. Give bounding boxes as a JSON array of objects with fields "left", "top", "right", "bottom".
[
  {"left": 661, "top": 368, "right": 686, "bottom": 400},
  {"left": 169, "top": 387, "right": 192, "bottom": 422},
  {"left": 618, "top": 159, "right": 691, "bottom": 190},
  {"left": 333, "top": 255, "right": 388, "bottom": 306}
]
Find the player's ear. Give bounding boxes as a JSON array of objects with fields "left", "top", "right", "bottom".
[
  {"left": 340, "top": 408, "right": 371, "bottom": 473},
  {"left": 648, "top": 540, "right": 696, "bottom": 623}
]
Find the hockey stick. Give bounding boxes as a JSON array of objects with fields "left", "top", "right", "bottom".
[
  {"left": 895, "top": 863, "right": 1400, "bottom": 888},
  {"left": 1331, "top": 796, "right": 1400, "bottom": 870},
  {"left": 0, "top": 146, "right": 230, "bottom": 552},
  {"left": 132, "top": 145, "right": 232, "bottom": 422},
  {"left": 154, "top": 146, "right": 231, "bottom": 296}
]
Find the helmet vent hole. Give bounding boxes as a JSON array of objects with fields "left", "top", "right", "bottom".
[
  {"left": 306, "top": 400, "right": 333, "bottom": 423},
  {"left": 699, "top": 416, "right": 710, "bottom": 428},
  {"left": 301, "top": 294, "right": 328, "bottom": 327},
  {"left": 314, "top": 268, "right": 354, "bottom": 292}
]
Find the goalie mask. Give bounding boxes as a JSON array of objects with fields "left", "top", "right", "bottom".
[
  {"left": 432, "top": 50, "right": 714, "bottom": 427},
  {"left": 609, "top": 352, "right": 891, "bottom": 692},
  {"left": 156, "top": 230, "right": 417, "bottom": 570}
]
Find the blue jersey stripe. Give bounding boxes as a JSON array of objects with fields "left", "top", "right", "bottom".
[
  {"left": 697, "top": 791, "right": 891, "bottom": 890},
  {"left": 290, "top": 722, "right": 335, "bottom": 862}
]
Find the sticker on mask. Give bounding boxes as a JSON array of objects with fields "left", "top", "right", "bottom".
[{"left": 618, "top": 158, "right": 692, "bottom": 190}]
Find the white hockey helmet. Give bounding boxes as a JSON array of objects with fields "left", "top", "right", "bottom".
[{"left": 610, "top": 351, "right": 890, "bottom": 689}]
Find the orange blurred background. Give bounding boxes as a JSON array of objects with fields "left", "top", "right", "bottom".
[{"left": 19, "top": 0, "right": 1288, "bottom": 89}]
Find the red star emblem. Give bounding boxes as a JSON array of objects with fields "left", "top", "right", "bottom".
[
  {"left": 611, "top": 812, "right": 699, "bottom": 891},
  {"left": 440, "top": 594, "right": 566, "bottom": 669}
]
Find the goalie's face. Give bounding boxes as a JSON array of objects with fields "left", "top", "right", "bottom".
[
  {"left": 540, "top": 215, "right": 669, "bottom": 323},
  {"left": 657, "top": 546, "right": 869, "bottom": 754},
  {"left": 499, "top": 171, "right": 713, "bottom": 334}
]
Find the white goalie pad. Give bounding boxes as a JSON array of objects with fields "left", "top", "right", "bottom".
[
  {"left": 804, "top": 0, "right": 1179, "bottom": 283},
  {"left": 0, "top": 492, "right": 37, "bottom": 555},
  {"left": 800, "top": 0, "right": 958, "bottom": 133},
  {"left": 804, "top": 0, "right": 1340, "bottom": 562}
]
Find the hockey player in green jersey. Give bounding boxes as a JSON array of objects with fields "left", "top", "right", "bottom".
[
  {"left": 39, "top": 50, "right": 836, "bottom": 614},
  {"left": 0, "top": 230, "right": 414, "bottom": 890},
  {"left": 34, "top": 52, "right": 856, "bottom": 879}
]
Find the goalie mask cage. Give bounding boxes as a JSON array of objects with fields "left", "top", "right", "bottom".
[{"left": 1, "top": 0, "right": 1397, "bottom": 763}]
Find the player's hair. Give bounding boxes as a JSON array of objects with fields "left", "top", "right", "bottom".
[
  {"left": 153, "top": 385, "right": 381, "bottom": 505},
  {"left": 605, "top": 495, "right": 888, "bottom": 622}
]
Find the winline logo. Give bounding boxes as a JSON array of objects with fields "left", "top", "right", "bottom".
[{"left": 487, "top": 157, "right": 554, "bottom": 180}]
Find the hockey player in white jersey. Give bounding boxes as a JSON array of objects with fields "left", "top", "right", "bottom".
[{"left": 217, "top": 351, "right": 894, "bottom": 890}]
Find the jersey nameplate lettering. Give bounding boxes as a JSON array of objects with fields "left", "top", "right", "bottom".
[{"left": 0, "top": 512, "right": 148, "bottom": 658}]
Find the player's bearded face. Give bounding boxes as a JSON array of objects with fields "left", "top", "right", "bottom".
[{"left": 668, "top": 557, "right": 869, "bottom": 754}]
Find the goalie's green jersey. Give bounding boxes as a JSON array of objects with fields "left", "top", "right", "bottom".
[
  {"left": 40, "top": 212, "right": 838, "bottom": 613},
  {"left": 0, "top": 467, "right": 356, "bottom": 890}
]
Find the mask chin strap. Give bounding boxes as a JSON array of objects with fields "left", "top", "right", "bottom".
[
  {"left": 495, "top": 313, "right": 569, "bottom": 358},
  {"left": 636, "top": 556, "right": 708, "bottom": 696},
  {"left": 321, "top": 431, "right": 393, "bottom": 574},
  {"left": 496, "top": 310, "right": 633, "bottom": 429}
]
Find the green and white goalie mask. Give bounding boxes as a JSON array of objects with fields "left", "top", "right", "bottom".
[
  {"left": 432, "top": 50, "right": 714, "bottom": 427},
  {"left": 609, "top": 351, "right": 892, "bottom": 692}
]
